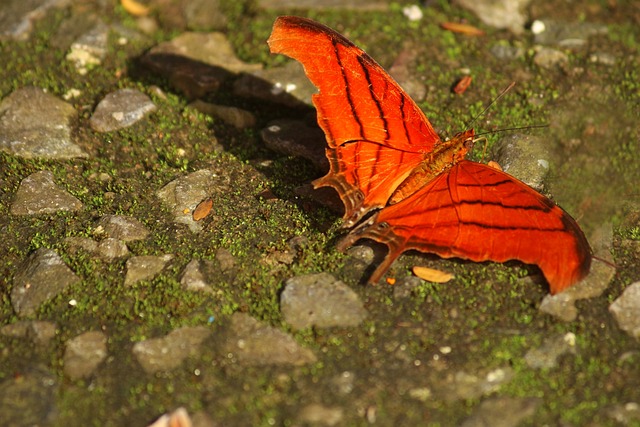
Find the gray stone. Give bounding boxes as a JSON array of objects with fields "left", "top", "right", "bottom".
[
  {"left": 222, "top": 313, "right": 317, "bottom": 366},
  {"left": 148, "top": 32, "right": 262, "bottom": 74},
  {"left": 0, "top": 87, "right": 87, "bottom": 159},
  {"left": 0, "top": 320, "right": 57, "bottom": 347},
  {"left": 492, "top": 134, "right": 551, "bottom": 191},
  {"left": 442, "top": 367, "right": 514, "bottom": 401},
  {"left": 456, "top": 0, "right": 530, "bottom": 34},
  {"left": 133, "top": 326, "right": 212, "bottom": 374},
  {"left": 64, "top": 235, "right": 129, "bottom": 260},
  {"left": 281, "top": 273, "right": 367, "bottom": 330},
  {"left": 189, "top": 100, "right": 256, "bottom": 129},
  {"left": 156, "top": 169, "right": 217, "bottom": 233},
  {"left": 609, "top": 282, "right": 640, "bottom": 339},
  {"left": 185, "top": 0, "right": 227, "bottom": 31},
  {"left": 125, "top": 254, "right": 174, "bottom": 286},
  {"left": 90, "top": 88, "right": 157, "bottom": 132},
  {"left": 540, "top": 223, "right": 615, "bottom": 321},
  {"left": 63, "top": 331, "right": 108, "bottom": 380},
  {"left": 66, "top": 21, "right": 109, "bottom": 74},
  {"left": 11, "top": 248, "right": 81, "bottom": 317},
  {"left": 215, "top": 248, "right": 236, "bottom": 273},
  {"left": 235, "top": 61, "right": 314, "bottom": 107},
  {"left": 0, "top": 366, "right": 58, "bottom": 425},
  {"left": 96, "top": 237, "right": 129, "bottom": 260},
  {"left": 489, "top": 42, "right": 525, "bottom": 61},
  {"left": 608, "top": 402, "right": 640, "bottom": 425},
  {"left": 297, "top": 403, "right": 344, "bottom": 426},
  {"left": 0, "top": 0, "right": 71, "bottom": 41},
  {"left": 532, "top": 19, "right": 608, "bottom": 47},
  {"left": 388, "top": 44, "right": 426, "bottom": 103},
  {"left": 461, "top": 397, "right": 541, "bottom": 427},
  {"left": 180, "top": 259, "right": 215, "bottom": 293},
  {"left": 533, "top": 47, "right": 569, "bottom": 69},
  {"left": 260, "top": 119, "right": 327, "bottom": 171},
  {"left": 10, "top": 170, "right": 83, "bottom": 215},
  {"left": 64, "top": 236, "right": 99, "bottom": 254},
  {"left": 524, "top": 333, "right": 577, "bottom": 369},
  {"left": 96, "top": 214, "right": 150, "bottom": 241}
]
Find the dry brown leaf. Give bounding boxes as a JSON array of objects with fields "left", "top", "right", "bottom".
[
  {"left": 413, "top": 266, "right": 454, "bottom": 283},
  {"left": 453, "top": 75, "right": 472, "bottom": 94},
  {"left": 440, "top": 22, "right": 485, "bottom": 36},
  {"left": 192, "top": 198, "right": 213, "bottom": 221},
  {"left": 121, "top": 0, "right": 150, "bottom": 16}
]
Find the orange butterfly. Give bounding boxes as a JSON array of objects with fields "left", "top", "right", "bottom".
[{"left": 268, "top": 16, "right": 591, "bottom": 294}]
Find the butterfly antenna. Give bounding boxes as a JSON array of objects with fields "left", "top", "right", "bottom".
[{"left": 465, "top": 81, "right": 516, "bottom": 129}]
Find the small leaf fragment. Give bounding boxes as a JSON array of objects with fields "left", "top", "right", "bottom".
[
  {"left": 440, "top": 22, "right": 485, "bottom": 36},
  {"left": 413, "top": 266, "right": 454, "bottom": 283},
  {"left": 121, "top": 0, "right": 150, "bottom": 16},
  {"left": 193, "top": 198, "right": 213, "bottom": 221},
  {"left": 453, "top": 75, "right": 472, "bottom": 94}
]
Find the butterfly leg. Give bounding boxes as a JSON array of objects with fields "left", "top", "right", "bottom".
[{"left": 337, "top": 219, "right": 407, "bottom": 284}]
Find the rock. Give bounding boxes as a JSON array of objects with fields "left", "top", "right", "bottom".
[
  {"left": 180, "top": 259, "right": 215, "bottom": 293},
  {"left": 156, "top": 169, "right": 217, "bottom": 233},
  {"left": 456, "top": 0, "right": 530, "bottom": 34},
  {"left": 132, "top": 326, "right": 212, "bottom": 374},
  {"left": 90, "top": 88, "right": 157, "bottom": 132},
  {"left": 607, "top": 402, "right": 640, "bottom": 425},
  {"left": 188, "top": 100, "right": 256, "bottom": 129},
  {"left": 66, "top": 21, "right": 109, "bottom": 74},
  {"left": 260, "top": 119, "right": 327, "bottom": 171},
  {"left": 442, "top": 367, "right": 514, "bottom": 401},
  {"left": 540, "top": 223, "right": 615, "bottom": 321},
  {"left": 64, "top": 236, "right": 99, "bottom": 252},
  {"left": 185, "top": 0, "right": 227, "bottom": 31},
  {"left": 96, "top": 214, "right": 150, "bottom": 241},
  {"left": 10, "top": 170, "right": 83, "bottom": 215},
  {"left": 125, "top": 254, "right": 174, "bottom": 286},
  {"left": 222, "top": 313, "right": 317, "bottom": 366},
  {"left": 0, "top": 0, "right": 71, "bottom": 41},
  {"left": 234, "top": 61, "right": 313, "bottom": 107},
  {"left": 63, "top": 331, "right": 108, "bottom": 380},
  {"left": 489, "top": 42, "right": 524, "bottom": 61},
  {"left": 215, "top": 248, "right": 236, "bottom": 273},
  {"left": 531, "top": 19, "right": 608, "bottom": 47},
  {"left": 11, "top": 248, "right": 81, "bottom": 317},
  {"left": 148, "top": 32, "right": 262, "bottom": 74},
  {"left": 524, "top": 333, "right": 577, "bottom": 368},
  {"left": 96, "top": 237, "right": 130, "bottom": 260},
  {"left": 0, "top": 366, "right": 58, "bottom": 425},
  {"left": 491, "top": 134, "right": 551, "bottom": 191},
  {"left": 297, "top": 403, "right": 344, "bottom": 426},
  {"left": 330, "top": 371, "right": 355, "bottom": 395},
  {"left": 64, "top": 236, "right": 129, "bottom": 260},
  {"left": 388, "top": 44, "right": 426, "bottom": 103},
  {"left": 461, "top": 397, "right": 541, "bottom": 427},
  {"left": 280, "top": 273, "right": 367, "bottom": 329},
  {"left": 0, "top": 320, "right": 57, "bottom": 347},
  {"left": 609, "top": 282, "right": 640, "bottom": 339},
  {"left": 0, "top": 87, "right": 87, "bottom": 159},
  {"left": 140, "top": 52, "right": 232, "bottom": 99},
  {"left": 533, "top": 47, "right": 569, "bottom": 69}
]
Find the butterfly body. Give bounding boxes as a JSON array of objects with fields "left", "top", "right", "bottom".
[{"left": 268, "top": 16, "right": 591, "bottom": 294}]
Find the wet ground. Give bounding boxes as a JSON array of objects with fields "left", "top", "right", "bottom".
[{"left": 1, "top": 0, "right": 639, "bottom": 426}]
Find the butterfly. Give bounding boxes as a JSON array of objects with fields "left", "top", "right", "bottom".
[{"left": 267, "top": 16, "right": 591, "bottom": 294}]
